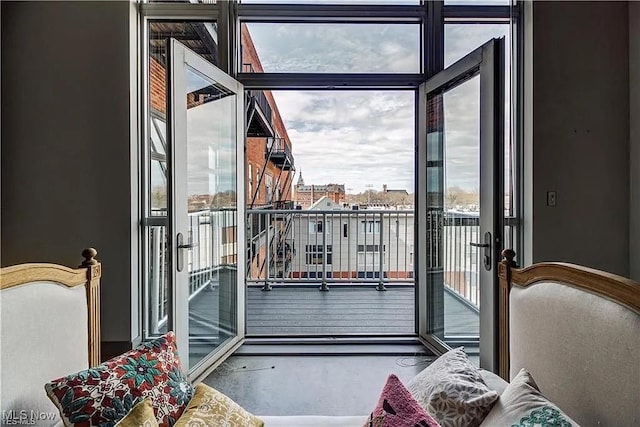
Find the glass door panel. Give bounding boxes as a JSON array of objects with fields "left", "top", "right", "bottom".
[
  {"left": 417, "top": 38, "right": 504, "bottom": 371},
  {"left": 441, "top": 75, "right": 481, "bottom": 340},
  {"left": 169, "top": 39, "right": 245, "bottom": 376}
]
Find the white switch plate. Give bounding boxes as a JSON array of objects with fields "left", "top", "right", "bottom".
[{"left": 547, "top": 191, "right": 557, "bottom": 207}]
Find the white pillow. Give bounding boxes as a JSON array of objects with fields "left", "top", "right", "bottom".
[
  {"left": 480, "top": 369, "right": 578, "bottom": 427},
  {"left": 407, "top": 347, "right": 499, "bottom": 427}
]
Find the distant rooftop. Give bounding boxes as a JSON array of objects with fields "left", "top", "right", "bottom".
[
  {"left": 308, "top": 195, "right": 343, "bottom": 210},
  {"left": 296, "top": 183, "right": 345, "bottom": 193}
]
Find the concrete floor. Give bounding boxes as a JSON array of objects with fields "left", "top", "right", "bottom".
[
  {"left": 202, "top": 353, "right": 437, "bottom": 416},
  {"left": 193, "top": 284, "right": 480, "bottom": 415}
]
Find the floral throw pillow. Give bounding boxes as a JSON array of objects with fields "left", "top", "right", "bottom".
[
  {"left": 406, "top": 347, "right": 499, "bottom": 427},
  {"left": 174, "top": 383, "right": 264, "bottom": 427},
  {"left": 45, "top": 332, "right": 193, "bottom": 427},
  {"left": 479, "top": 369, "right": 578, "bottom": 427},
  {"left": 364, "top": 374, "right": 440, "bottom": 427}
]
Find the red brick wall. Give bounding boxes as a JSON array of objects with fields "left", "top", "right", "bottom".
[
  {"left": 150, "top": 57, "right": 166, "bottom": 115},
  {"left": 242, "top": 23, "right": 293, "bottom": 207}
]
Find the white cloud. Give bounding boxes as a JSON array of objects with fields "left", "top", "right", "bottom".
[
  {"left": 273, "top": 90, "right": 415, "bottom": 193},
  {"left": 241, "top": 22, "right": 510, "bottom": 194},
  {"left": 247, "top": 23, "right": 420, "bottom": 73}
]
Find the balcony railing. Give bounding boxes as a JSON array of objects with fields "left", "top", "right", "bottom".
[
  {"left": 247, "top": 209, "right": 414, "bottom": 291},
  {"left": 245, "top": 209, "right": 513, "bottom": 302},
  {"left": 265, "top": 137, "right": 295, "bottom": 170},
  {"left": 147, "top": 208, "right": 514, "bottom": 334},
  {"left": 243, "top": 63, "right": 273, "bottom": 137},
  {"left": 147, "top": 209, "right": 237, "bottom": 335}
]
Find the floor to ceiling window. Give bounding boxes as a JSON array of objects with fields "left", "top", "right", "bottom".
[{"left": 139, "top": 0, "right": 520, "bottom": 375}]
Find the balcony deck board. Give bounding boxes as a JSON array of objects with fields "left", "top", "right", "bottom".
[{"left": 187, "top": 285, "right": 478, "bottom": 337}]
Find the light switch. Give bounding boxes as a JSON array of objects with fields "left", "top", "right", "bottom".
[{"left": 547, "top": 191, "right": 557, "bottom": 207}]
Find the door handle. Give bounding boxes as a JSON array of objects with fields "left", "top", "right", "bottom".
[
  {"left": 470, "top": 231, "right": 492, "bottom": 271},
  {"left": 469, "top": 242, "right": 490, "bottom": 248},
  {"left": 177, "top": 242, "right": 197, "bottom": 249},
  {"left": 176, "top": 232, "right": 197, "bottom": 272}
]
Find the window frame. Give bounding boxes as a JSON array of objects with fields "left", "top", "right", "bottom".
[{"left": 138, "top": 0, "right": 522, "bottom": 352}]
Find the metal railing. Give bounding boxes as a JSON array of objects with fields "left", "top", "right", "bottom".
[
  {"left": 245, "top": 208, "right": 513, "bottom": 305},
  {"left": 443, "top": 214, "right": 481, "bottom": 306},
  {"left": 266, "top": 137, "right": 292, "bottom": 158},
  {"left": 147, "top": 209, "right": 237, "bottom": 334},
  {"left": 246, "top": 209, "right": 415, "bottom": 290},
  {"left": 243, "top": 63, "right": 272, "bottom": 125},
  {"left": 147, "top": 207, "right": 514, "bottom": 332}
]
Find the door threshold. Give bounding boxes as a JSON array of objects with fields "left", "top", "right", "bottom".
[{"left": 236, "top": 336, "right": 435, "bottom": 356}]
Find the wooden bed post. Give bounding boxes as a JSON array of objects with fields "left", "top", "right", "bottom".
[
  {"left": 80, "top": 248, "right": 101, "bottom": 367},
  {"left": 498, "top": 248, "right": 516, "bottom": 380}
]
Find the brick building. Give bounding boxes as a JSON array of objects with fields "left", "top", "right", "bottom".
[
  {"left": 242, "top": 24, "right": 295, "bottom": 208},
  {"left": 293, "top": 173, "right": 346, "bottom": 209}
]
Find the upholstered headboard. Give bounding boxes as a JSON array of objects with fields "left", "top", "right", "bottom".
[
  {"left": 0, "top": 249, "right": 101, "bottom": 427},
  {"left": 498, "top": 249, "right": 640, "bottom": 427}
]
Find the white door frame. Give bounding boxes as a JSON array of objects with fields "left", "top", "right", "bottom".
[
  {"left": 416, "top": 38, "right": 505, "bottom": 371},
  {"left": 167, "top": 38, "right": 246, "bottom": 378}
]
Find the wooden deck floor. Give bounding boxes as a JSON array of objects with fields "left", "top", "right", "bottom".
[
  {"left": 188, "top": 285, "right": 478, "bottom": 337},
  {"left": 248, "top": 286, "right": 414, "bottom": 335}
]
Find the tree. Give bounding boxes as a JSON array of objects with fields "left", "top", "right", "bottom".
[{"left": 445, "top": 186, "right": 478, "bottom": 209}]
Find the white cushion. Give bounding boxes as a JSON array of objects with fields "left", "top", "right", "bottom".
[
  {"left": 479, "top": 369, "right": 508, "bottom": 395},
  {"left": 0, "top": 281, "right": 89, "bottom": 427},
  {"left": 259, "top": 415, "right": 368, "bottom": 426}
]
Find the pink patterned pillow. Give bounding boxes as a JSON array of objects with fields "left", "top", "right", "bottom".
[
  {"left": 45, "top": 332, "right": 193, "bottom": 427},
  {"left": 365, "top": 374, "right": 440, "bottom": 427}
]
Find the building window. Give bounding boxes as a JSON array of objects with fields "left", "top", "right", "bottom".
[
  {"left": 305, "top": 245, "right": 332, "bottom": 265},
  {"left": 357, "top": 244, "right": 384, "bottom": 252},
  {"left": 248, "top": 163, "right": 253, "bottom": 197},
  {"left": 255, "top": 170, "right": 261, "bottom": 199},
  {"left": 360, "top": 220, "right": 381, "bottom": 234},
  {"left": 357, "top": 244, "right": 385, "bottom": 268},
  {"left": 308, "top": 220, "right": 331, "bottom": 234},
  {"left": 266, "top": 173, "right": 273, "bottom": 203}
]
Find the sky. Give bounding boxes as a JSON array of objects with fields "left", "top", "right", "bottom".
[{"left": 245, "top": 22, "right": 510, "bottom": 193}]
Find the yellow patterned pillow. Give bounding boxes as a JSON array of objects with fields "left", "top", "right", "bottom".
[
  {"left": 175, "top": 383, "right": 264, "bottom": 427},
  {"left": 115, "top": 399, "right": 159, "bottom": 427}
]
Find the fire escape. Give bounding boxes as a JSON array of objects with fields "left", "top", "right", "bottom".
[{"left": 244, "top": 64, "right": 296, "bottom": 286}]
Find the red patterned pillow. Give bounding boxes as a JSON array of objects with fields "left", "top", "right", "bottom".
[
  {"left": 365, "top": 374, "right": 441, "bottom": 427},
  {"left": 45, "top": 332, "right": 193, "bottom": 427}
]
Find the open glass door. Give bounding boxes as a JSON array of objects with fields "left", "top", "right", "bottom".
[
  {"left": 417, "top": 38, "right": 504, "bottom": 371},
  {"left": 168, "top": 39, "right": 245, "bottom": 377}
]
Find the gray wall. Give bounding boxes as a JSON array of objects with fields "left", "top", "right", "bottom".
[
  {"left": 529, "top": 1, "right": 630, "bottom": 276},
  {"left": 1, "top": 1, "right": 138, "bottom": 345},
  {"left": 630, "top": 1, "right": 640, "bottom": 281}
]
